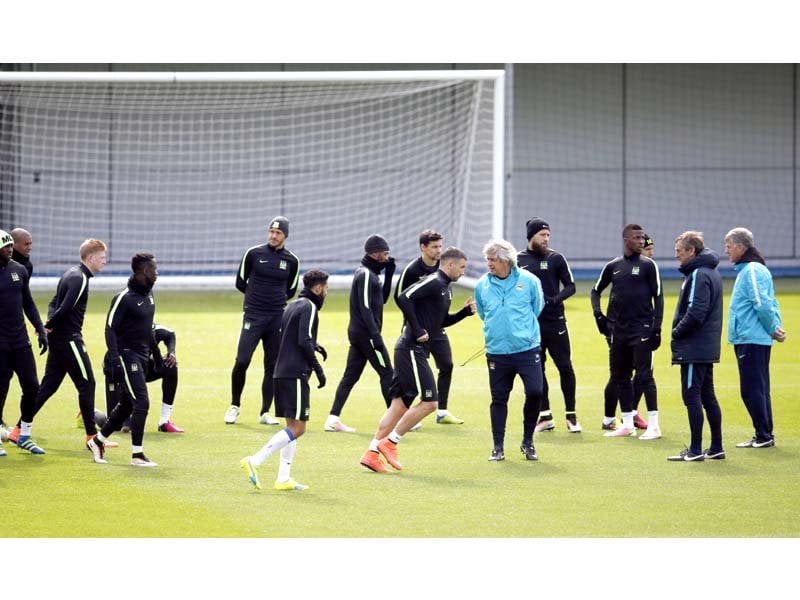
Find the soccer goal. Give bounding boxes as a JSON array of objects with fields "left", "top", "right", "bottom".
[{"left": 0, "top": 70, "right": 505, "bottom": 289}]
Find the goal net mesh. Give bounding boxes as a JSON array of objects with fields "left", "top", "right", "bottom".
[{"left": 0, "top": 76, "right": 498, "bottom": 285}]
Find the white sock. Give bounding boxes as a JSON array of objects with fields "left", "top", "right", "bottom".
[
  {"left": 648, "top": 410, "right": 659, "bottom": 429},
  {"left": 437, "top": 409, "right": 448, "bottom": 417},
  {"left": 325, "top": 414, "right": 339, "bottom": 425},
  {"left": 368, "top": 438, "right": 380, "bottom": 452},
  {"left": 539, "top": 410, "right": 553, "bottom": 419},
  {"left": 21, "top": 421, "right": 33, "bottom": 436},
  {"left": 388, "top": 430, "right": 402, "bottom": 444},
  {"left": 252, "top": 427, "right": 293, "bottom": 467},
  {"left": 621, "top": 411, "right": 634, "bottom": 429},
  {"left": 603, "top": 416, "right": 616, "bottom": 425},
  {"left": 277, "top": 440, "right": 297, "bottom": 482},
  {"left": 132, "top": 445, "right": 143, "bottom": 454},
  {"left": 159, "top": 403, "right": 173, "bottom": 426},
  {"left": 96, "top": 432, "right": 108, "bottom": 444}
]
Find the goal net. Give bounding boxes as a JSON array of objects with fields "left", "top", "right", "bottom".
[{"left": 0, "top": 70, "right": 504, "bottom": 289}]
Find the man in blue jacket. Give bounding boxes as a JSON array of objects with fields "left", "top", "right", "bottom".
[
  {"left": 474, "top": 239, "right": 545, "bottom": 462},
  {"left": 668, "top": 231, "right": 724, "bottom": 462},
  {"left": 724, "top": 227, "right": 786, "bottom": 449}
]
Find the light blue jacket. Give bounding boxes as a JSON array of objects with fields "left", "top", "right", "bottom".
[
  {"left": 728, "top": 260, "right": 782, "bottom": 346},
  {"left": 475, "top": 265, "right": 544, "bottom": 355}
]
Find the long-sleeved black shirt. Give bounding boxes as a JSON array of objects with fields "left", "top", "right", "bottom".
[
  {"left": 12, "top": 249, "right": 33, "bottom": 277},
  {"left": 590, "top": 252, "right": 663, "bottom": 336},
  {"left": 273, "top": 288, "right": 323, "bottom": 379},
  {"left": 347, "top": 256, "right": 388, "bottom": 340},
  {"left": 105, "top": 278, "right": 156, "bottom": 360},
  {"left": 396, "top": 270, "right": 472, "bottom": 345},
  {"left": 235, "top": 243, "right": 300, "bottom": 315},
  {"left": 0, "top": 258, "right": 45, "bottom": 350},
  {"left": 517, "top": 247, "right": 576, "bottom": 324},
  {"left": 45, "top": 263, "right": 94, "bottom": 338}
]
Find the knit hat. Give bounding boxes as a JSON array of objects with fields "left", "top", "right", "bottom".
[
  {"left": 0, "top": 230, "right": 12, "bottom": 248},
  {"left": 268, "top": 216, "right": 289, "bottom": 237},
  {"left": 644, "top": 234, "right": 654, "bottom": 248},
  {"left": 526, "top": 217, "right": 550, "bottom": 240},
  {"left": 364, "top": 234, "right": 390, "bottom": 254}
]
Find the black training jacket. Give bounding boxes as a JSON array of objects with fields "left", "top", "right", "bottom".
[
  {"left": 518, "top": 247, "right": 575, "bottom": 324},
  {"left": 671, "top": 249, "right": 723, "bottom": 364},
  {"left": 235, "top": 243, "right": 300, "bottom": 315},
  {"left": 45, "top": 263, "right": 94, "bottom": 337}
]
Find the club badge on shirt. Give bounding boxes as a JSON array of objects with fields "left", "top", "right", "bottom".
[
  {"left": 279, "top": 260, "right": 287, "bottom": 270},
  {"left": 11, "top": 272, "right": 20, "bottom": 282},
  {"left": 632, "top": 266, "right": 640, "bottom": 276},
  {"left": 540, "top": 261, "right": 548, "bottom": 270}
]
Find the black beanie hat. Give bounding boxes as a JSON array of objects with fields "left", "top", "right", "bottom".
[
  {"left": 526, "top": 217, "right": 550, "bottom": 240},
  {"left": 364, "top": 234, "right": 390, "bottom": 254},
  {"left": 268, "top": 216, "right": 289, "bottom": 237},
  {"left": 644, "top": 234, "right": 654, "bottom": 248}
]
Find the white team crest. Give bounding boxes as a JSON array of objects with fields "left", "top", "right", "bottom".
[
  {"left": 424, "top": 389, "right": 434, "bottom": 398},
  {"left": 244, "top": 321, "right": 251, "bottom": 330},
  {"left": 279, "top": 260, "right": 287, "bottom": 270},
  {"left": 540, "top": 261, "right": 548, "bottom": 270},
  {"left": 131, "top": 363, "right": 139, "bottom": 372},
  {"left": 11, "top": 272, "right": 20, "bottom": 282}
]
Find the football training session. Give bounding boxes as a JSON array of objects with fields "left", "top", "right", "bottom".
[{"left": 1, "top": 61, "right": 798, "bottom": 590}]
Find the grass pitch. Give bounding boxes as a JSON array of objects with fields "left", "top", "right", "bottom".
[{"left": 2, "top": 282, "right": 799, "bottom": 539}]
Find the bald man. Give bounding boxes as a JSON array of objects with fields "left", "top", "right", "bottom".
[{"left": 11, "top": 228, "right": 33, "bottom": 277}]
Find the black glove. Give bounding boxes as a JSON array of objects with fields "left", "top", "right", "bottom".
[
  {"left": 314, "top": 343, "right": 327, "bottom": 362},
  {"left": 649, "top": 329, "right": 661, "bottom": 351},
  {"left": 313, "top": 364, "right": 326, "bottom": 389},
  {"left": 385, "top": 256, "right": 396, "bottom": 271},
  {"left": 594, "top": 312, "right": 610, "bottom": 336},
  {"left": 371, "top": 335, "right": 385, "bottom": 353},
  {"left": 37, "top": 332, "right": 48, "bottom": 355}
]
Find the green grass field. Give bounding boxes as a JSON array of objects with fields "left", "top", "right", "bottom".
[{"left": 3, "top": 280, "right": 799, "bottom": 539}]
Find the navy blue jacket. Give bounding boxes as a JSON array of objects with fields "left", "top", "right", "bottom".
[{"left": 670, "top": 249, "right": 723, "bottom": 364}]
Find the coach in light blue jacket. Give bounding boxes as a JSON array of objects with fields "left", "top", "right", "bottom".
[
  {"left": 724, "top": 227, "right": 786, "bottom": 450},
  {"left": 474, "top": 239, "right": 545, "bottom": 462}
]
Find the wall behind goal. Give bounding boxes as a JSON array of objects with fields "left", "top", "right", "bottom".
[{"left": 509, "top": 63, "right": 799, "bottom": 273}]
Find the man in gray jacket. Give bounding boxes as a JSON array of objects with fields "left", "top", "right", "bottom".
[{"left": 668, "top": 231, "right": 724, "bottom": 462}]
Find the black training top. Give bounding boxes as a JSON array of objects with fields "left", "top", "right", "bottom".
[
  {"left": 348, "top": 256, "right": 388, "bottom": 340},
  {"left": 235, "top": 243, "right": 300, "bottom": 315},
  {"left": 0, "top": 258, "right": 45, "bottom": 350},
  {"left": 45, "top": 263, "right": 94, "bottom": 337},
  {"left": 105, "top": 277, "right": 156, "bottom": 360},
  {"left": 518, "top": 247, "right": 576, "bottom": 323},
  {"left": 590, "top": 252, "right": 664, "bottom": 336},
  {"left": 274, "top": 288, "right": 323, "bottom": 380},
  {"left": 12, "top": 249, "right": 32, "bottom": 277},
  {"left": 396, "top": 270, "right": 472, "bottom": 345}
]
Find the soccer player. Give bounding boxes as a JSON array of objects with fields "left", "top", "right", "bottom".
[
  {"left": 0, "top": 229, "right": 48, "bottom": 456},
  {"left": 20, "top": 239, "right": 110, "bottom": 452},
  {"left": 393, "top": 229, "right": 464, "bottom": 425},
  {"left": 324, "top": 234, "right": 395, "bottom": 433},
  {"left": 591, "top": 224, "right": 663, "bottom": 440},
  {"left": 668, "top": 231, "right": 724, "bottom": 462},
  {"left": 240, "top": 269, "right": 329, "bottom": 491},
  {"left": 359, "top": 247, "right": 474, "bottom": 473},
  {"left": 10, "top": 228, "right": 33, "bottom": 277},
  {"left": 517, "top": 218, "right": 581, "bottom": 433},
  {"left": 474, "top": 239, "right": 545, "bottom": 462},
  {"left": 86, "top": 253, "right": 159, "bottom": 467},
  {"left": 601, "top": 233, "right": 655, "bottom": 431},
  {"left": 225, "top": 216, "right": 300, "bottom": 426},
  {"left": 0, "top": 228, "right": 33, "bottom": 427},
  {"left": 100, "top": 322, "right": 184, "bottom": 433},
  {"left": 724, "top": 227, "right": 786, "bottom": 449}
]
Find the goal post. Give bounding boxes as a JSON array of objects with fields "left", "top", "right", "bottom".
[{"left": 0, "top": 70, "right": 505, "bottom": 289}]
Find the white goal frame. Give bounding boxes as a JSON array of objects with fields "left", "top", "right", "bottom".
[{"left": 0, "top": 69, "right": 505, "bottom": 291}]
